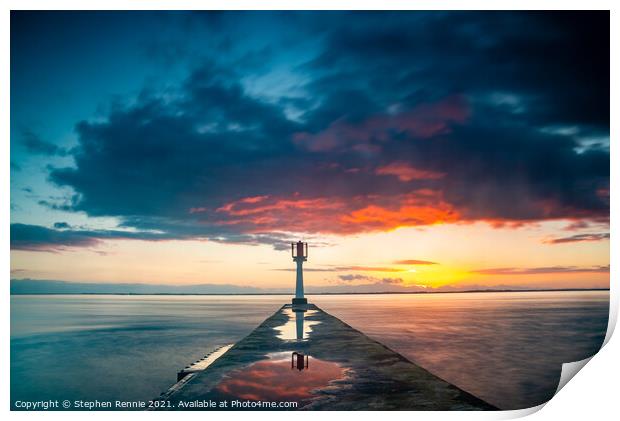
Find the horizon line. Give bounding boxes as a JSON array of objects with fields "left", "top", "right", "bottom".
[{"left": 10, "top": 288, "right": 610, "bottom": 297}]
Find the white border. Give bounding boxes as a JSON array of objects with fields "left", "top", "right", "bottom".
[{"left": 3, "top": 2, "right": 617, "bottom": 421}]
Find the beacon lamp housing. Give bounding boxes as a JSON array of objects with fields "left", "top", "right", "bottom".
[{"left": 291, "top": 242, "right": 308, "bottom": 260}]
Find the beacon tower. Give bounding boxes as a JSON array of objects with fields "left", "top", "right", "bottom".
[{"left": 291, "top": 241, "right": 308, "bottom": 305}]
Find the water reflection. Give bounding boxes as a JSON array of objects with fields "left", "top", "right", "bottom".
[
  {"left": 10, "top": 294, "right": 287, "bottom": 405},
  {"left": 274, "top": 308, "right": 320, "bottom": 341},
  {"left": 313, "top": 291, "right": 609, "bottom": 409},
  {"left": 10, "top": 292, "right": 608, "bottom": 410},
  {"left": 215, "top": 352, "right": 344, "bottom": 402},
  {"left": 291, "top": 352, "right": 309, "bottom": 371}
]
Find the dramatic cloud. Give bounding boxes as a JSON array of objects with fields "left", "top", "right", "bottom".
[
  {"left": 210, "top": 191, "right": 459, "bottom": 234},
  {"left": 293, "top": 96, "right": 469, "bottom": 152},
  {"left": 544, "top": 233, "right": 610, "bottom": 244},
  {"left": 472, "top": 265, "right": 610, "bottom": 275},
  {"left": 17, "top": 11, "right": 606, "bottom": 250}
]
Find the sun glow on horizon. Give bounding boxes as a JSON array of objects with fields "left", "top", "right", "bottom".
[{"left": 10, "top": 219, "right": 609, "bottom": 291}]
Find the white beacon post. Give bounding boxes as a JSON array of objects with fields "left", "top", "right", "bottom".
[{"left": 291, "top": 241, "right": 308, "bottom": 306}]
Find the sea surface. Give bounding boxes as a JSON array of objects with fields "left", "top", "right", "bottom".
[{"left": 10, "top": 291, "right": 609, "bottom": 410}]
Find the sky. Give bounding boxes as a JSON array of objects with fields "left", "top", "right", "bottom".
[{"left": 10, "top": 11, "right": 610, "bottom": 292}]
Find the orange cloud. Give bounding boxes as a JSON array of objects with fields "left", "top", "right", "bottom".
[
  {"left": 209, "top": 190, "right": 459, "bottom": 235},
  {"left": 339, "top": 195, "right": 459, "bottom": 232}
]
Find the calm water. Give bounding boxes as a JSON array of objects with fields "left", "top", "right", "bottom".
[{"left": 11, "top": 291, "right": 608, "bottom": 410}]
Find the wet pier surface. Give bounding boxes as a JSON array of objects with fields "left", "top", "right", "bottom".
[{"left": 159, "top": 303, "right": 496, "bottom": 410}]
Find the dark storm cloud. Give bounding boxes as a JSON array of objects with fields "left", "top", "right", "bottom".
[
  {"left": 21, "top": 11, "right": 607, "bottom": 251},
  {"left": 422, "top": 123, "right": 609, "bottom": 222},
  {"left": 303, "top": 11, "right": 609, "bottom": 129},
  {"left": 49, "top": 62, "right": 305, "bottom": 220}
]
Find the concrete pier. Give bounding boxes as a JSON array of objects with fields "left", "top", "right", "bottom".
[{"left": 158, "top": 304, "right": 496, "bottom": 410}]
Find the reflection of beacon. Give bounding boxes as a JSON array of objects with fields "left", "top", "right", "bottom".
[
  {"left": 291, "top": 241, "right": 308, "bottom": 305},
  {"left": 295, "top": 310, "right": 304, "bottom": 340},
  {"left": 291, "top": 352, "right": 309, "bottom": 371}
]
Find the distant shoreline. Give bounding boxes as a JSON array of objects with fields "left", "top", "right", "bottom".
[{"left": 10, "top": 288, "right": 610, "bottom": 296}]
